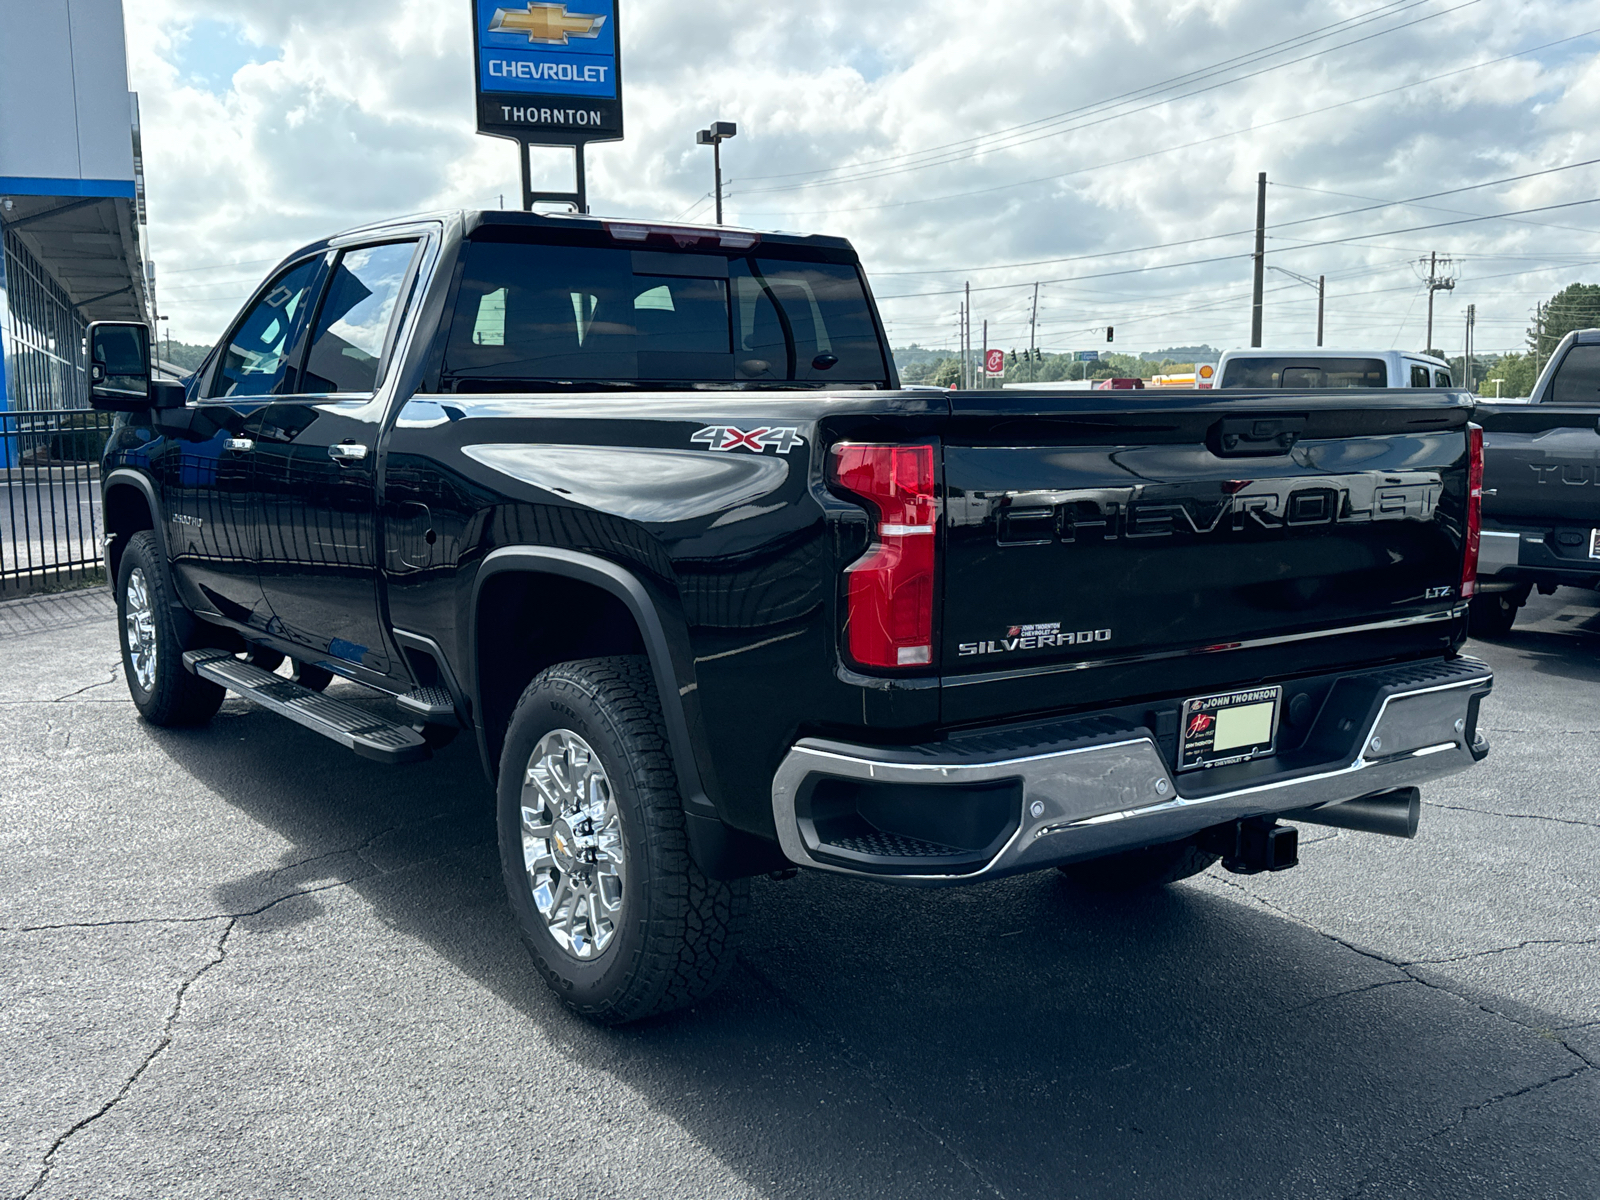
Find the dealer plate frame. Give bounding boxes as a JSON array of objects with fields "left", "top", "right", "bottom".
[{"left": 1179, "top": 685, "right": 1282, "bottom": 771}]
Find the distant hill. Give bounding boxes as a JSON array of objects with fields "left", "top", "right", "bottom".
[
  {"left": 157, "top": 341, "right": 214, "bottom": 372},
  {"left": 892, "top": 345, "right": 954, "bottom": 368},
  {"left": 1140, "top": 345, "right": 1220, "bottom": 363}
]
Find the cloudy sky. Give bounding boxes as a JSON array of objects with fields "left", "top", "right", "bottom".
[{"left": 124, "top": 0, "right": 1600, "bottom": 361}]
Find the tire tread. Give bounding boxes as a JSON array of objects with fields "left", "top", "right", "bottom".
[{"left": 504, "top": 656, "right": 748, "bottom": 1023}]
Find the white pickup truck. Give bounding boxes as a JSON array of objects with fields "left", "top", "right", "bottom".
[{"left": 1217, "top": 349, "right": 1453, "bottom": 389}]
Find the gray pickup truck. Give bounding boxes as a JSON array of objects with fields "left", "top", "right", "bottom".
[{"left": 1473, "top": 329, "right": 1600, "bottom": 635}]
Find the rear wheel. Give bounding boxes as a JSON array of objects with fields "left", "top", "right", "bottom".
[
  {"left": 246, "top": 646, "right": 285, "bottom": 672},
  {"left": 1057, "top": 840, "right": 1219, "bottom": 893},
  {"left": 1469, "top": 590, "right": 1522, "bottom": 639},
  {"left": 115, "top": 531, "right": 225, "bottom": 727},
  {"left": 497, "top": 656, "right": 748, "bottom": 1024}
]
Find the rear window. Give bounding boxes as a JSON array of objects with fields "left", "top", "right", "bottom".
[
  {"left": 1219, "top": 357, "right": 1388, "bottom": 388},
  {"left": 441, "top": 242, "right": 889, "bottom": 389},
  {"left": 1549, "top": 345, "right": 1600, "bottom": 405}
]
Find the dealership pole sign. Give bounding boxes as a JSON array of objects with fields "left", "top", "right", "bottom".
[{"left": 472, "top": 1, "right": 623, "bottom": 210}]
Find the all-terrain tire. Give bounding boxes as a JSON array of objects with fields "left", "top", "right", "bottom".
[
  {"left": 115, "top": 530, "right": 225, "bottom": 726},
  {"left": 497, "top": 656, "right": 748, "bottom": 1024},
  {"left": 1057, "top": 839, "right": 1220, "bottom": 893}
]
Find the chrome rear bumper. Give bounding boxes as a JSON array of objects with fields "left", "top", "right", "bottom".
[{"left": 772, "top": 657, "right": 1492, "bottom": 885}]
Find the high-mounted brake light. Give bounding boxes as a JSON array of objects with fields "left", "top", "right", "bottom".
[
  {"left": 1462, "top": 422, "right": 1483, "bottom": 598},
  {"left": 830, "top": 443, "right": 938, "bottom": 670},
  {"left": 602, "top": 221, "right": 760, "bottom": 250}
]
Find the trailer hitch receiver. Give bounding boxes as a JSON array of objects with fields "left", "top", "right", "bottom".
[{"left": 1199, "top": 818, "right": 1299, "bottom": 875}]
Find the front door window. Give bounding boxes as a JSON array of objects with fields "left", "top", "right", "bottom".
[{"left": 210, "top": 258, "right": 322, "bottom": 398}]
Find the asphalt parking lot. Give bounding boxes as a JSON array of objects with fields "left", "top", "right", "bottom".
[{"left": 1, "top": 587, "right": 1596, "bottom": 1200}]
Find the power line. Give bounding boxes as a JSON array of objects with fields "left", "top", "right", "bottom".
[
  {"left": 873, "top": 195, "right": 1600, "bottom": 302},
  {"left": 735, "top": 0, "right": 1433, "bottom": 186},
  {"left": 871, "top": 156, "right": 1600, "bottom": 280},
  {"left": 1272, "top": 179, "right": 1600, "bottom": 237},
  {"left": 735, "top": 0, "right": 1483, "bottom": 196},
  {"left": 731, "top": 27, "right": 1600, "bottom": 221}
]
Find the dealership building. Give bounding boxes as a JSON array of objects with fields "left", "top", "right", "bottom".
[{"left": 0, "top": 0, "right": 152, "bottom": 416}]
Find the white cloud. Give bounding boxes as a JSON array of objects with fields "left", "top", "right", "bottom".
[{"left": 126, "top": 0, "right": 1600, "bottom": 358}]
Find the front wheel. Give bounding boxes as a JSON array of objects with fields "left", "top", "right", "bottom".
[
  {"left": 115, "top": 530, "right": 225, "bottom": 726},
  {"left": 497, "top": 656, "right": 748, "bottom": 1024},
  {"left": 1057, "top": 839, "right": 1219, "bottom": 893}
]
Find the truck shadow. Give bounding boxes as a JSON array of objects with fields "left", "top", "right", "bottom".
[{"left": 150, "top": 700, "right": 1594, "bottom": 1200}]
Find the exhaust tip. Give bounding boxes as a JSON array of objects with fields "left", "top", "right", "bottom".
[{"left": 1289, "top": 787, "right": 1421, "bottom": 839}]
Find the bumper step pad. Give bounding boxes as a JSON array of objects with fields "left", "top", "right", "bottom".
[
  {"left": 396, "top": 685, "right": 455, "bottom": 720},
  {"left": 183, "top": 650, "right": 431, "bottom": 765}
]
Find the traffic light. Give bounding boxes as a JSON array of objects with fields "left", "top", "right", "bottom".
[{"left": 1106, "top": 326, "right": 1114, "bottom": 343}]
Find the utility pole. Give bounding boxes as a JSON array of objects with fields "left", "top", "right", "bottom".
[
  {"left": 1534, "top": 302, "right": 1546, "bottom": 374},
  {"left": 1423, "top": 252, "right": 1455, "bottom": 354},
  {"left": 964, "top": 281, "right": 972, "bottom": 390},
  {"left": 982, "top": 320, "right": 989, "bottom": 390},
  {"left": 1028, "top": 283, "right": 1040, "bottom": 383},
  {"left": 1464, "top": 304, "right": 1476, "bottom": 393},
  {"left": 1251, "top": 171, "right": 1266, "bottom": 347}
]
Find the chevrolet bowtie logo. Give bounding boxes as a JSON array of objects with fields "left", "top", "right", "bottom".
[{"left": 489, "top": 3, "right": 607, "bottom": 44}]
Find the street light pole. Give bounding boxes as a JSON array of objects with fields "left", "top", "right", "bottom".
[
  {"left": 696, "top": 122, "right": 737, "bottom": 223},
  {"left": 1251, "top": 171, "right": 1266, "bottom": 348},
  {"left": 1266, "top": 264, "right": 1325, "bottom": 345}
]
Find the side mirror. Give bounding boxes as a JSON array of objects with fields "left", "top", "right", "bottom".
[{"left": 86, "top": 321, "right": 152, "bottom": 411}]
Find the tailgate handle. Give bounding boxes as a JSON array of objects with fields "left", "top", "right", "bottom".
[{"left": 1211, "top": 416, "right": 1307, "bottom": 457}]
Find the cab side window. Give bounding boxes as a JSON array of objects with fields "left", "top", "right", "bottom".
[
  {"left": 1410, "top": 365, "right": 1430, "bottom": 387},
  {"left": 209, "top": 258, "right": 322, "bottom": 399},
  {"left": 1434, "top": 369, "right": 1452, "bottom": 387},
  {"left": 1549, "top": 345, "right": 1600, "bottom": 405},
  {"left": 303, "top": 242, "right": 420, "bottom": 394}
]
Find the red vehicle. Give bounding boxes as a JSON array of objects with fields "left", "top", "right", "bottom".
[{"left": 1095, "top": 377, "right": 1146, "bottom": 390}]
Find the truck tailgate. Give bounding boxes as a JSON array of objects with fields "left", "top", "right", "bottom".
[
  {"left": 939, "top": 392, "right": 1472, "bottom": 724},
  {"left": 1476, "top": 403, "right": 1600, "bottom": 524}
]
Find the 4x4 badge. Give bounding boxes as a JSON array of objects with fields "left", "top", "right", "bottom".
[{"left": 691, "top": 425, "right": 802, "bottom": 454}]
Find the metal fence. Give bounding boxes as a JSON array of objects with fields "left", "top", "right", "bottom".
[
  {"left": 3, "top": 226, "right": 89, "bottom": 413},
  {"left": 1, "top": 408, "right": 113, "bottom": 594}
]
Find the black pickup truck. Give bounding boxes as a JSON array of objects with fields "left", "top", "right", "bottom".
[
  {"left": 1472, "top": 328, "right": 1600, "bottom": 635},
  {"left": 87, "top": 210, "right": 1493, "bottom": 1023}
]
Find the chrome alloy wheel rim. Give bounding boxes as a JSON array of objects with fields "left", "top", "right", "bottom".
[
  {"left": 123, "top": 567, "right": 158, "bottom": 693},
  {"left": 520, "top": 729, "right": 624, "bottom": 961}
]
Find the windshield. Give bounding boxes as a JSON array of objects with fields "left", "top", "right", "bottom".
[
  {"left": 1219, "top": 357, "right": 1388, "bottom": 388},
  {"left": 441, "top": 242, "right": 889, "bottom": 390}
]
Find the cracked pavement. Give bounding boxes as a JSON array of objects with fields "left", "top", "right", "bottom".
[{"left": 1, "top": 587, "right": 1596, "bottom": 1199}]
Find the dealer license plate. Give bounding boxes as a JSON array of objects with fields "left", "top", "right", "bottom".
[
  {"left": 1589, "top": 528, "right": 1600, "bottom": 560},
  {"left": 1179, "top": 686, "right": 1282, "bottom": 771}
]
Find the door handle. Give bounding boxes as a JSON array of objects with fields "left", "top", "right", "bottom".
[
  {"left": 329, "top": 442, "right": 370, "bottom": 463},
  {"left": 224, "top": 438, "right": 255, "bottom": 452}
]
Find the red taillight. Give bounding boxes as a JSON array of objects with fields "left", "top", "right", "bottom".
[
  {"left": 1462, "top": 423, "right": 1483, "bottom": 598},
  {"left": 830, "top": 443, "right": 938, "bottom": 670}
]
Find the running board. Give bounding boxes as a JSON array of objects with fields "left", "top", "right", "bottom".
[{"left": 183, "top": 650, "right": 431, "bottom": 765}]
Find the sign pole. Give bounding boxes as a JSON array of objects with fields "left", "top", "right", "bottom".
[{"left": 473, "top": 0, "right": 620, "bottom": 215}]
